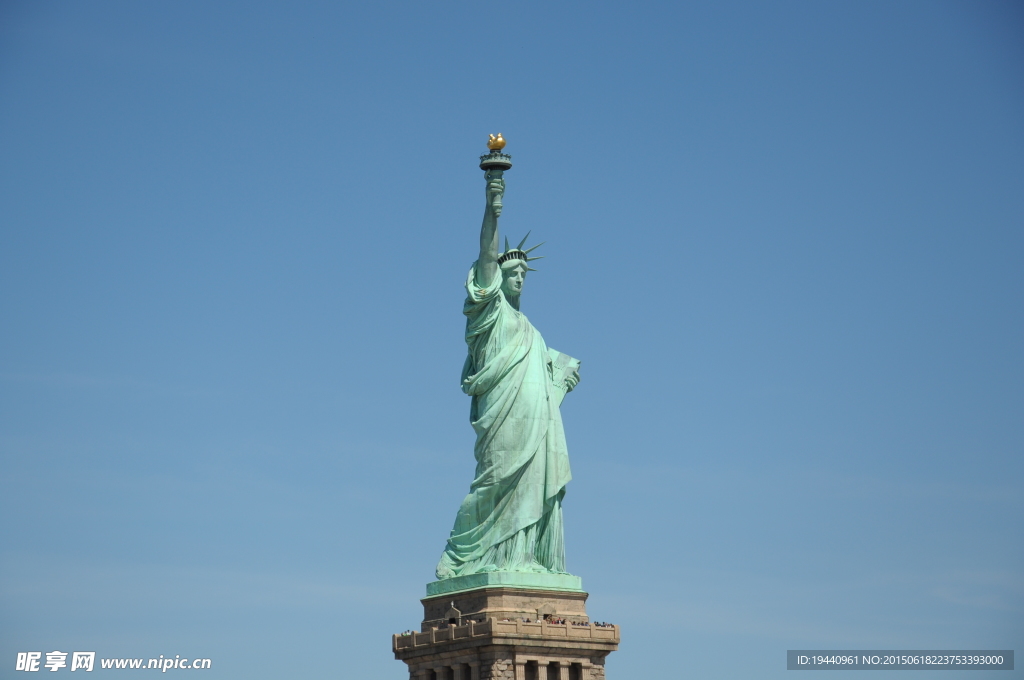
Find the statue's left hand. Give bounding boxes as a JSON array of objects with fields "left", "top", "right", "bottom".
[{"left": 565, "top": 369, "right": 581, "bottom": 392}]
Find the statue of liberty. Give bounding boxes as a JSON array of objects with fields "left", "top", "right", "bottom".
[{"left": 435, "top": 136, "right": 581, "bottom": 581}]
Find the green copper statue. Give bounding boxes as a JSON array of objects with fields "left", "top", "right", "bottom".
[{"left": 435, "top": 136, "right": 582, "bottom": 580}]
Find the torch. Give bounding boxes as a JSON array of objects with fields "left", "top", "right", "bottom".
[{"left": 479, "top": 133, "right": 512, "bottom": 216}]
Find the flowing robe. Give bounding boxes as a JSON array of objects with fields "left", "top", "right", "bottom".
[{"left": 435, "top": 263, "right": 573, "bottom": 578}]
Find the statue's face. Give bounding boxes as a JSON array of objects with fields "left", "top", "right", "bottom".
[{"left": 501, "top": 262, "right": 527, "bottom": 297}]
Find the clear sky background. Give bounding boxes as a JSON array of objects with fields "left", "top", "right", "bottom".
[{"left": 1, "top": 1, "right": 1021, "bottom": 678}]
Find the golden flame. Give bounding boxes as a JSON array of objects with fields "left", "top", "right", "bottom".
[{"left": 487, "top": 133, "right": 506, "bottom": 151}]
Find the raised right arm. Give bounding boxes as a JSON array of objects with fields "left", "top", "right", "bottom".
[{"left": 476, "top": 176, "right": 504, "bottom": 288}]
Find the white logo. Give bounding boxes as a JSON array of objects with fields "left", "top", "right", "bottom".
[
  {"left": 44, "top": 652, "right": 68, "bottom": 672},
  {"left": 15, "top": 653, "right": 41, "bottom": 672}
]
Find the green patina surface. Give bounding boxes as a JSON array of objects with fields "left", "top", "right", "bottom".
[
  {"left": 426, "top": 572, "right": 584, "bottom": 597},
  {"left": 432, "top": 148, "right": 583, "bottom": 591}
]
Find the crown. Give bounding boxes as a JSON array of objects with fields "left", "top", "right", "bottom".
[{"left": 497, "top": 231, "right": 544, "bottom": 271}]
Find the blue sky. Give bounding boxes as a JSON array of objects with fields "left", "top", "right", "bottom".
[{"left": 1, "top": 1, "right": 1021, "bottom": 678}]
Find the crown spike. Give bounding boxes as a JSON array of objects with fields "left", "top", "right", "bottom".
[
  {"left": 524, "top": 241, "right": 546, "bottom": 254},
  {"left": 504, "top": 236, "right": 510, "bottom": 252},
  {"left": 526, "top": 256, "right": 544, "bottom": 262},
  {"left": 516, "top": 231, "right": 532, "bottom": 250},
  {"left": 527, "top": 267, "right": 538, "bottom": 271}
]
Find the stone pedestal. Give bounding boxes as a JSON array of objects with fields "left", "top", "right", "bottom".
[{"left": 393, "top": 585, "right": 618, "bottom": 680}]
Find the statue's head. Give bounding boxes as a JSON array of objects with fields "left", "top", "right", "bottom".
[
  {"left": 496, "top": 232, "right": 544, "bottom": 299},
  {"left": 500, "top": 259, "right": 527, "bottom": 298}
]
